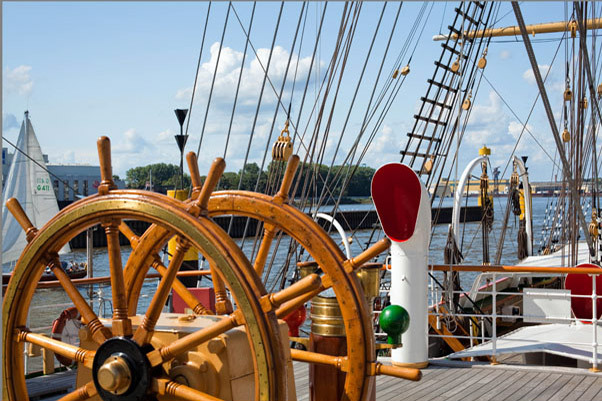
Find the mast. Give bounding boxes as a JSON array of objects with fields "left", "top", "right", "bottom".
[{"left": 512, "top": 2, "right": 595, "bottom": 257}]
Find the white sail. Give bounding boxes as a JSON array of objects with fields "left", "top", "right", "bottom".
[{"left": 2, "top": 112, "right": 69, "bottom": 266}]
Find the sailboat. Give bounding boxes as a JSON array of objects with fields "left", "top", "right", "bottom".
[{"left": 2, "top": 111, "right": 72, "bottom": 270}]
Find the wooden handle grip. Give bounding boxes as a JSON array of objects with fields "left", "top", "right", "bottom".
[
  {"left": 186, "top": 152, "right": 203, "bottom": 191},
  {"left": 375, "top": 363, "right": 422, "bottom": 381},
  {"left": 97, "top": 136, "right": 115, "bottom": 191},
  {"left": 275, "top": 154, "right": 300, "bottom": 203},
  {"left": 5, "top": 198, "right": 34, "bottom": 231},
  {"left": 197, "top": 158, "right": 226, "bottom": 211},
  {"left": 271, "top": 273, "right": 322, "bottom": 307},
  {"left": 346, "top": 237, "right": 391, "bottom": 272}
]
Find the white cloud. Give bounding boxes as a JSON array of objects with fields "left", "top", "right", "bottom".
[
  {"left": 176, "top": 42, "right": 317, "bottom": 108},
  {"left": 364, "top": 124, "right": 405, "bottom": 166},
  {"left": 4, "top": 66, "right": 34, "bottom": 96},
  {"left": 499, "top": 50, "right": 511, "bottom": 60},
  {"left": 522, "top": 64, "right": 550, "bottom": 85},
  {"left": 2, "top": 113, "right": 19, "bottom": 130},
  {"left": 464, "top": 91, "right": 510, "bottom": 146}
]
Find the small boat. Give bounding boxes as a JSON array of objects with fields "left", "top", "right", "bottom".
[{"left": 2, "top": 261, "right": 87, "bottom": 285}]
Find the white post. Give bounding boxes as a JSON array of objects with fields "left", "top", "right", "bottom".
[
  {"left": 592, "top": 274, "right": 598, "bottom": 371},
  {"left": 372, "top": 163, "right": 431, "bottom": 368}
]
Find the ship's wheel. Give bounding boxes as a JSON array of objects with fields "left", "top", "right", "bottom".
[
  {"left": 124, "top": 153, "right": 422, "bottom": 401},
  {"left": 2, "top": 138, "right": 289, "bottom": 401}
]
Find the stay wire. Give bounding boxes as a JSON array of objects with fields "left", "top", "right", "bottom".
[
  {"left": 185, "top": 1, "right": 212, "bottom": 138},
  {"left": 195, "top": 2, "right": 232, "bottom": 158}
]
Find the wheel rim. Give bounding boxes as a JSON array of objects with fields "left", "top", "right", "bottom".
[{"left": 2, "top": 191, "right": 286, "bottom": 401}]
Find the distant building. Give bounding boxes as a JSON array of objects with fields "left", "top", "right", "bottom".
[
  {"left": 2, "top": 147, "right": 125, "bottom": 203},
  {"left": 46, "top": 164, "right": 125, "bottom": 202}
]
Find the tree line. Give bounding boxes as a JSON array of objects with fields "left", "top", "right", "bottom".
[{"left": 126, "top": 162, "right": 376, "bottom": 198}]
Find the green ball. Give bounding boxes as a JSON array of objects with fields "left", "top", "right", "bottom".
[{"left": 379, "top": 305, "right": 410, "bottom": 336}]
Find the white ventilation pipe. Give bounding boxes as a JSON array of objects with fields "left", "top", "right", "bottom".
[{"left": 372, "top": 163, "right": 431, "bottom": 367}]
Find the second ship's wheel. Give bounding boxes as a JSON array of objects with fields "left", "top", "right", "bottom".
[
  {"left": 2, "top": 138, "right": 290, "bottom": 401},
  {"left": 125, "top": 153, "right": 421, "bottom": 401}
]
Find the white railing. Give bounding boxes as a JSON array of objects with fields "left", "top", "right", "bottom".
[{"left": 424, "top": 265, "right": 601, "bottom": 370}]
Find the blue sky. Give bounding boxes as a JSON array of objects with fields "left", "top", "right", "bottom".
[{"left": 2, "top": 1, "right": 591, "bottom": 182}]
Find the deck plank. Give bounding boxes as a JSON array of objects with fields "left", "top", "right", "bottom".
[
  {"left": 544, "top": 374, "right": 585, "bottom": 401},
  {"left": 463, "top": 369, "right": 521, "bottom": 401}
]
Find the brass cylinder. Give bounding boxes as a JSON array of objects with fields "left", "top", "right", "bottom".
[
  {"left": 297, "top": 260, "right": 319, "bottom": 279},
  {"left": 310, "top": 296, "right": 345, "bottom": 337},
  {"left": 356, "top": 263, "right": 382, "bottom": 300},
  {"left": 97, "top": 356, "right": 131, "bottom": 395}
]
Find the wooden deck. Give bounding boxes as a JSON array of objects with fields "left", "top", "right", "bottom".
[
  {"left": 28, "top": 359, "right": 602, "bottom": 400},
  {"left": 293, "top": 359, "right": 602, "bottom": 401}
]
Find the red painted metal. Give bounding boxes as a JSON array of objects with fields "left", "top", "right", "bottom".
[
  {"left": 565, "top": 263, "right": 602, "bottom": 321},
  {"left": 171, "top": 287, "right": 216, "bottom": 314},
  {"left": 371, "top": 163, "right": 421, "bottom": 242}
]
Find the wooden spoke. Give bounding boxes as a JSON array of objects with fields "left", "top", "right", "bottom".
[
  {"left": 370, "top": 362, "right": 422, "bottom": 382},
  {"left": 187, "top": 155, "right": 233, "bottom": 314},
  {"left": 17, "top": 330, "right": 95, "bottom": 369},
  {"left": 119, "top": 223, "right": 213, "bottom": 316},
  {"left": 290, "top": 349, "right": 421, "bottom": 381},
  {"left": 194, "top": 157, "right": 225, "bottom": 212},
  {"left": 5, "top": 198, "right": 38, "bottom": 242},
  {"left": 47, "top": 256, "right": 111, "bottom": 344},
  {"left": 102, "top": 219, "right": 132, "bottom": 337},
  {"left": 152, "top": 377, "right": 223, "bottom": 401},
  {"left": 252, "top": 223, "right": 278, "bottom": 276},
  {"left": 290, "top": 349, "right": 349, "bottom": 371},
  {"left": 146, "top": 311, "right": 242, "bottom": 367},
  {"left": 209, "top": 262, "right": 233, "bottom": 314},
  {"left": 133, "top": 236, "right": 191, "bottom": 345},
  {"left": 152, "top": 257, "right": 213, "bottom": 315},
  {"left": 342, "top": 237, "right": 391, "bottom": 273},
  {"left": 57, "top": 381, "right": 97, "bottom": 401},
  {"left": 186, "top": 152, "right": 203, "bottom": 198},
  {"left": 118, "top": 222, "right": 139, "bottom": 248},
  {"left": 260, "top": 273, "right": 321, "bottom": 313},
  {"left": 273, "top": 154, "right": 299, "bottom": 204},
  {"left": 96, "top": 136, "right": 117, "bottom": 194}
]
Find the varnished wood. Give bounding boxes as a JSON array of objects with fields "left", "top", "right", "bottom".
[
  {"left": 306, "top": 335, "right": 348, "bottom": 401},
  {"left": 47, "top": 256, "right": 111, "bottom": 344},
  {"left": 118, "top": 222, "right": 139, "bottom": 249},
  {"left": 276, "top": 286, "right": 324, "bottom": 318},
  {"left": 5, "top": 198, "right": 38, "bottom": 242},
  {"left": 96, "top": 136, "right": 117, "bottom": 194},
  {"left": 253, "top": 223, "right": 278, "bottom": 276},
  {"left": 57, "top": 381, "right": 97, "bottom": 401},
  {"left": 372, "top": 363, "right": 421, "bottom": 382},
  {"left": 205, "top": 188, "right": 382, "bottom": 401},
  {"left": 102, "top": 219, "right": 132, "bottom": 337},
  {"left": 152, "top": 378, "right": 223, "bottom": 401},
  {"left": 190, "top": 156, "right": 232, "bottom": 314},
  {"left": 133, "top": 236, "right": 191, "bottom": 345},
  {"left": 18, "top": 331, "right": 95, "bottom": 369},
  {"left": 186, "top": 152, "right": 203, "bottom": 192},
  {"left": 196, "top": 157, "right": 226, "bottom": 212},
  {"left": 118, "top": 222, "right": 213, "bottom": 315},
  {"left": 273, "top": 154, "right": 300, "bottom": 204},
  {"left": 146, "top": 311, "right": 241, "bottom": 367},
  {"left": 344, "top": 238, "right": 391, "bottom": 273},
  {"left": 152, "top": 258, "right": 213, "bottom": 315},
  {"left": 210, "top": 262, "right": 233, "bottom": 314},
  {"left": 262, "top": 273, "right": 322, "bottom": 313}
]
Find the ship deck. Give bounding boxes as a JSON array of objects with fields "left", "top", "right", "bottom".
[
  {"left": 294, "top": 359, "right": 602, "bottom": 400},
  {"left": 30, "top": 358, "right": 602, "bottom": 400}
]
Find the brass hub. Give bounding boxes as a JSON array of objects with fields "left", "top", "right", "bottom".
[{"left": 98, "top": 355, "right": 132, "bottom": 395}]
